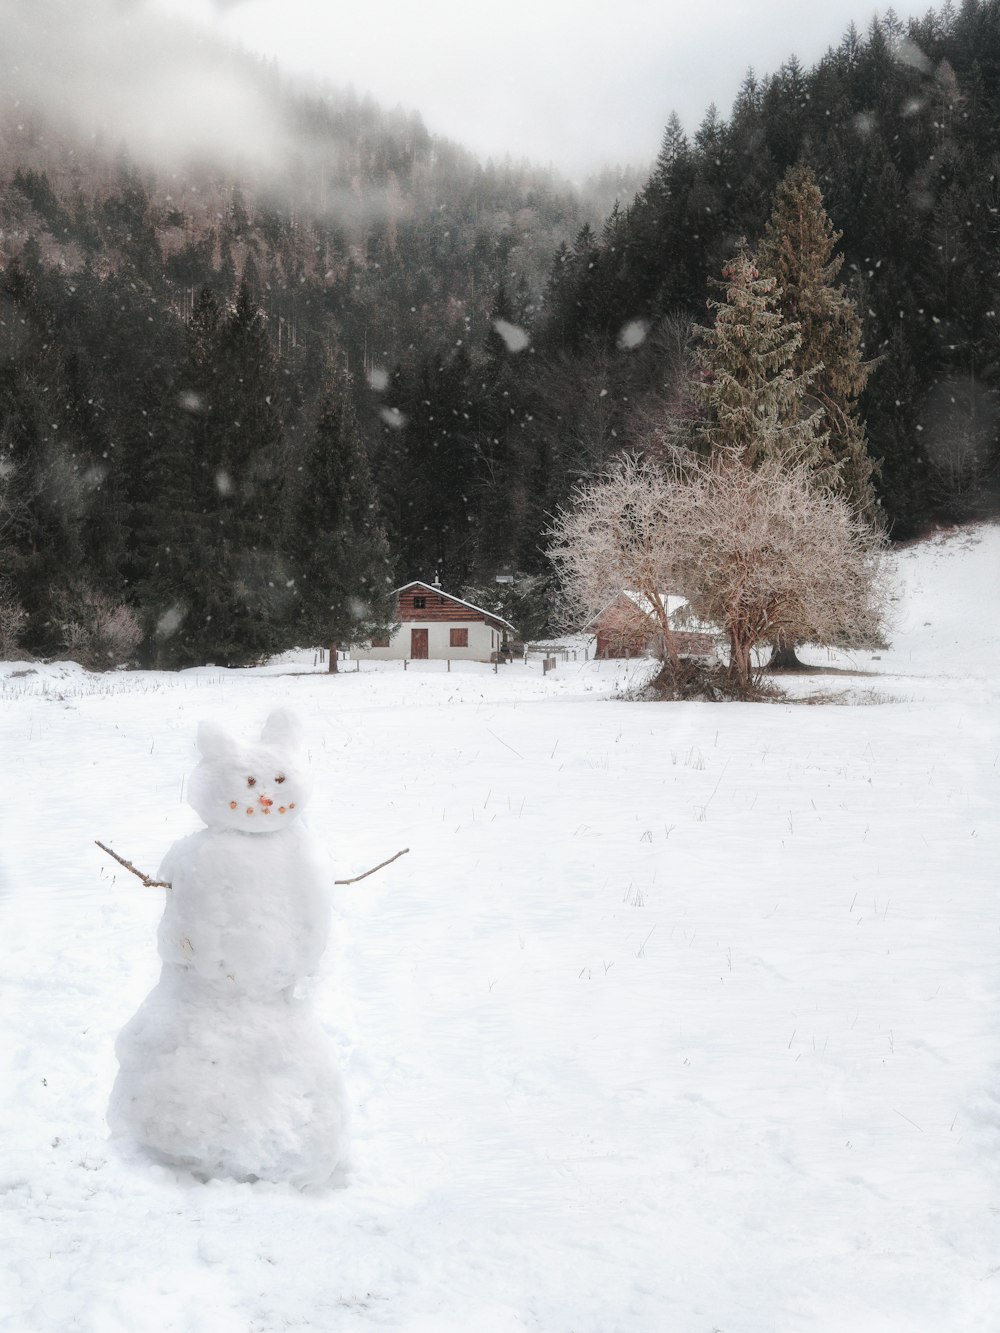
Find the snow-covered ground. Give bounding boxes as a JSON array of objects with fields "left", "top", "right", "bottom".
[{"left": 2, "top": 524, "right": 998, "bottom": 1333}]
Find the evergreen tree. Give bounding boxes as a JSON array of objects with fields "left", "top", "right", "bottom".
[
  {"left": 756, "top": 164, "right": 879, "bottom": 522},
  {"left": 685, "top": 247, "right": 886, "bottom": 683},
  {"left": 376, "top": 347, "right": 481, "bottom": 587},
  {"left": 144, "top": 283, "right": 291, "bottom": 667},
  {"left": 288, "top": 374, "right": 394, "bottom": 666},
  {"left": 202, "top": 281, "right": 291, "bottom": 665},
  {"left": 0, "top": 258, "right": 104, "bottom": 653},
  {"left": 133, "top": 288, "right": 220, "bottom": 665},
  {"left": 693, "top": 246, "right": 827, "bottom": 470}
]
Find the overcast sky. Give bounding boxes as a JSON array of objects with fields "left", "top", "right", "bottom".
[{"left": 148, "top": 0, "right": 936, "bottom": 181}]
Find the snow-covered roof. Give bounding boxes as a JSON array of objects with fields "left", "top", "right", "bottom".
[
  {"left": 621, "top": 590, "right": 689, "bottom": 619},
  {"left": 585, "top": 590, "right": 689, "bottom": 631},
  {"left": 395, "top": 581, "right": 517, "bottom": 634}
]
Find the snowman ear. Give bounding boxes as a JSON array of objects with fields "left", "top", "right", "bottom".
[
  {"left": 196, "top": 720, "right": 239, "bottom": 762},
  {"left": 260, "top": 708, "right": 305, "bottom": 753}
]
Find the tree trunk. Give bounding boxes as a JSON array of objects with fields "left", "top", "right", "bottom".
[
  {"left": 766, "top": 631, "right": 809, "bottom": 671},
  {"left": 327, "top": 646, "right": 338, "bottom": 674},
  {"left": 647, "top": 593, "right": 682, "bottom": 674}
]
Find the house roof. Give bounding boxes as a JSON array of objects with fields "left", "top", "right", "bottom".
[
  {"left": 622, "top": 590, "right": 689, "bottom": 619},
  {"left": 585, "top": 590, "right": 689, "bottom": 632},
  {"left": 395, "top": 581, "right": 517, "bottom": 634}
]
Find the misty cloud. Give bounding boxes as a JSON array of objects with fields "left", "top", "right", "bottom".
[
  {"left": 3, "top": 0, "right": 294, "bottom": 175},
  {"left": 149, "top": 0, "right": 941, "bottom": 182}
]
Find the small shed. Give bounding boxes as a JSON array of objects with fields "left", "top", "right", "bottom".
[
  {"left": 352, "top": 581, "right": 516, "bottom": 663},
  {"left": 587, "top": 591, "right": 715, "bottom": 660}
]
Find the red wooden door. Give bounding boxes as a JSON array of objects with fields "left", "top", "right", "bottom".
[{"left": 410, "top": 628, "right": 428, "bottom": 659}]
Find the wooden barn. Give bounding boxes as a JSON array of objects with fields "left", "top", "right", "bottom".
[
  {"left": 587, "top": 592, "right": 716, "bottom": 660},
  {"left": 352, "top": 581, "right": 517, "bottom": 663}
]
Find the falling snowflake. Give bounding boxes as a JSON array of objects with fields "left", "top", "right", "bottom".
[
  {"left": 380, "top": 407, "right": 407, "bottom": 430},
  {"left": 155, "top": 605, "right": 186, "bottom": 641},
  {"left": 617, "top": 320, "right": 648, "bottom": 351},
  {"left": 492, "top": 319, "right": 530, "bottom": 353}
]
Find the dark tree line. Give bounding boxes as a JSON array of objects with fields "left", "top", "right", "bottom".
[{"left": 2, "top": 0, "right": 1000, "bottom": 668}]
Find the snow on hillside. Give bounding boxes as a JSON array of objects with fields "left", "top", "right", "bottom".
[
  {"left": 1, "top": 525, "right": 998, "bottom": 1333},
  {"left": 791, "top": 522, "right": 1000, "bottom": 700}
]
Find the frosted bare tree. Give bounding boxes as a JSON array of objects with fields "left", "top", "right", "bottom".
[
  {"left": 0, "top": 578, "right": 26, "bottom": 660},
  {"left": 671, "top": 450, "right": 888, "bottom": 696},
  {"left": 548, "top": 449, "right": 888, "bottom": 698},
  {"left": 547, "top": 453, "right": 694, "bottom": 674}
]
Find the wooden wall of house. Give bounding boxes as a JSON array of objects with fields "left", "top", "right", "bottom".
[
  {"left": 595, "top": 628, "right": 651, "bottom": 659},
  {"left": 397, "top": 587, "right": 504, "bottom": 631}
]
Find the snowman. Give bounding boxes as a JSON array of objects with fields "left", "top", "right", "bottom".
[{"left": 108, "top": 708, "right": 348, "bottom": 1188}]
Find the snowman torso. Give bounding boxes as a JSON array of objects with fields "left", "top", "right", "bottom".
[{"left": 158, "top": 823, "right": 331, "bottom": 991}]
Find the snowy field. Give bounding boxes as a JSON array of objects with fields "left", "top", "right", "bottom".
[{"left": 2, "top": 524, "right": 999, "bottom": 1333}]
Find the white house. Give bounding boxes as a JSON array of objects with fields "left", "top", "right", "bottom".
[{"left": 351, "top": 581, "right": 517, "bottom": 663}]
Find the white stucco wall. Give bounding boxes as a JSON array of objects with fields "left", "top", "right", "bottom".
[{"left": 352, "top": 620, "right": 503, "bottom": 662}]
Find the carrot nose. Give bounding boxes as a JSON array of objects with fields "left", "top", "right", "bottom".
[{"left": 259, "top": 796, "right": 273, "bottom": 807}]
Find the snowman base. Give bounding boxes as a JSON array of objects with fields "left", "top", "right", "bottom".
[{"left": 109, "top": 965, "right": 349, "bottom": 1189}]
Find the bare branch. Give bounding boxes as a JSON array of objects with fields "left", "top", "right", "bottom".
[
  {"left": 96, "top": 838, "right": 411, "bottom": 891},
  {"left": 95, "top": 840, "right": 171, "bottom": 888},
  {"left": 335, "top": 847, "right": 410, "bottom": 885}
]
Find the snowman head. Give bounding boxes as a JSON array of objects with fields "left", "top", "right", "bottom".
[{"left": 188, "top": 708, "right": 313, "bottom": 833}]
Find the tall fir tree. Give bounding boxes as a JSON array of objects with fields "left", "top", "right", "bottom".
[
  {"left": 133, "top": 287, "right": 220, "bottom": 665},
  {"left": 0, "top": 257, "right": 101, "bottom": 653},
  {"left": 144, "top": 283, "right": 291, "bottom": 667},
  {"left": 693, "top": 246, "right": 827, "bottom": 470},
  {"left": 756, "top": 164, "right": 879, "bottom": 523},
  {"left": 376, "top": 346, "right": 481, "bottom": 587},
  {"left": 287, "top": 373, "right": 394, "bottom": 665}
]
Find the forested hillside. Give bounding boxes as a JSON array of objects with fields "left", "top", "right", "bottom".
[
  {"left": 0, "top": 58, "right": 592, "bottom": 665},
  {"left": 2, "top": 1, "right": 999, "bottom": 668},
  {"left": 538, "top": 1, "right": 1000, "bottom": 540}
]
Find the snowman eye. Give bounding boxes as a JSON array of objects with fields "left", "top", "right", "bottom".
[
  {"left": 275, "top": 775, "right": 286, "bottom": 784},
  {"left": 247, "top": 777, "right": 257, "bottom": 787}
]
